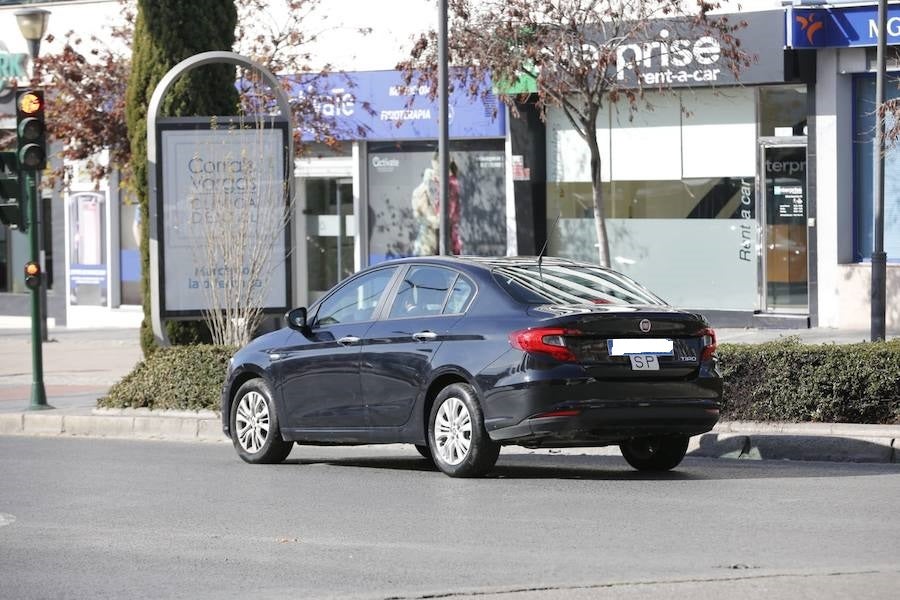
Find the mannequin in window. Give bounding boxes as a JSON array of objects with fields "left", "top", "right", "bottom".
[{"left": 411, "top": 167, "right": 439, "bottom": 255}]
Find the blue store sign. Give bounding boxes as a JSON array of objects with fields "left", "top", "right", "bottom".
[
  {"left": 288, "top": 70, "right": 505, "bottom": 141},
  {"left": 787, "top": 5, "right": 900, "bottom": 48}
]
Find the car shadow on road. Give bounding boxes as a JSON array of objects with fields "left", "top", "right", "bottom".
[{"left": 283, "top": 449, "right": 900, "bottom": 481}]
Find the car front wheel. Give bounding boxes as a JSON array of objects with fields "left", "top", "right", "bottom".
[
  {"left": 619, "top": 435, "right": 689, "bottom": 471},
  {"left": 428, "top": 383, "right": 500, "bottom": 478},
  {"left": 230, "top": 379, "right": 293, "bottom": 464}
]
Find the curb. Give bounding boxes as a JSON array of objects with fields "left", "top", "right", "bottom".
[
  {"left": 0, "top": 408, "right": 225, "bottom": 443},
  {"left": 0, "top": 411, "right": 897, "bottom": 463},
  {"left": 692, "top": 422, "right": 898, "bottom": 463}
]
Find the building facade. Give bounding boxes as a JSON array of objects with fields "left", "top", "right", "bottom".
[
  {"left": 785, "top": 2, "right": 900, "bottom": 329},
  {"left": 0, "top": 0, "right": 897, "bottom": 330}
]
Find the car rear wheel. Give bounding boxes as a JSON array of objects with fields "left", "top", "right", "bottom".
[
  {"left": 230, "top": 379, "right": 293, "bottom": 464},
  {"left": 414, "top": 444, "right": 433, "bottom": 461},
  {"left": 428, "top": 383, "right": 500, "bottom": 478},
  {"left": 619, "top": 435, "right": 689, "bottom": 471}
]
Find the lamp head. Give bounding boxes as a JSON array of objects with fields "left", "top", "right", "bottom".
[{"left": 15, "top": 9, "right": 51, "bottom": 59}]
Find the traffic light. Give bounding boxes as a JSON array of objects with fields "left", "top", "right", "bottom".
[
  {"left": 16, "top": 89, "right": 47, "bottom": 171},
  {"left": 0, "top": 151, "right": 25, "bottom": 230},
  {"left": 24, "top": 261, "right": 41, "bottom": 290}
]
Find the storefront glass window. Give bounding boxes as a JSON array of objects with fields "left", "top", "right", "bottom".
[
  {"left": 119, "top": 195, "right": 142, "bottom": 305},
  {"left": 67, "top": 191, "right": 108, "bottom": 306},
  {"left": 853, "top": 75, "right": 900, "bottom": 263},
  {"left": 366, "top": 140, "right": 506, "bottom": 264},
  {"left": 546, "top": 88, "right": 758, "bottom": 310}
]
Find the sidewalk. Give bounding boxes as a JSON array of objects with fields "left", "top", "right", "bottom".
[{"left": 0, "top": 325, "right": 898, "bottom": 463}]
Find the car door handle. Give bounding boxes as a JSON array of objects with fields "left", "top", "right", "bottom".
[
  {"left": 412, "top": 331, "right": 438, "bottom": 342},
  {"left": 337, "top": 336, "right": 361, "bottom": 346}
]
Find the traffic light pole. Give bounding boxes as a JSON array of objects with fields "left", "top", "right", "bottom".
[{"left": 25, "top": 170, "right": 49, "bottom": 410}]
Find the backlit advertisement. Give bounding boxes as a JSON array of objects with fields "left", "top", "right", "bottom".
[
  {"left": 158, "top": 123, "right": 290, "bottom": 315},
  {"left": 366, "top": 142, "right": 506, "bottom": 264},
  {"left": 67, "top": 191, "right": 108, "bottom": 306}
]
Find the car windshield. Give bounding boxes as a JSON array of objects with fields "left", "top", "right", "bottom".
[{"left": 492, "top": 263, "right": 666, "bottom": 306}]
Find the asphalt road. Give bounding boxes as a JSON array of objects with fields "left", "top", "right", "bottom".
[{"left": 1, "top": 438, "right": 899, "bottom": 599}]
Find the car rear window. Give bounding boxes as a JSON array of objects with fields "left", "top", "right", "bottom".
[{"left": 492, "top": 264, "right": 666, "bottom": 306}]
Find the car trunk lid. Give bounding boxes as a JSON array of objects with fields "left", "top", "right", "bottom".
[{"left": 525, "top": 305, "right": 714, "bottom": 378}]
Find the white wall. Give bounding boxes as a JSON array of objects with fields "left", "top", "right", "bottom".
[
  {"left": 834, "top": 265, "right": 900, "bottom": 329},
  {"left": 814, "top": 49, "right": 850, "bottom": 328},
  {"left": 297, "top": 0, "right": 436, "bottom": 71},
  {"left": 547, "top": 87, "right": 756, "bottom": 183}
]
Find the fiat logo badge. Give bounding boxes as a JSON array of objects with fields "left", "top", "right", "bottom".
[{"left": 639, "top": 319, "right": 651, "bottom": 333}]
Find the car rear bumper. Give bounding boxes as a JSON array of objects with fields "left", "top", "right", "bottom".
[
  {"left": 488, "top": 400, "right": 719, "bottom": 447},
  {"left": 481, "top": 367, "right": 722, "bottom": 447}
]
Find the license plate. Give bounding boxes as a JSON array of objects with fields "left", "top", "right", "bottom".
[
  {"left": 608, "top": 338, "right": 674, "bottom": 356},
  {"left": 629, "top": 355, "right": 660, "bottom": 370}
]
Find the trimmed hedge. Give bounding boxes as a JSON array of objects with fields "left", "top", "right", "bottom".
[
  {"left": 99, "top": 345, "right": 236, "bottom": 411},
  {"left": 719, "top": 338, "right": 900, "bottom": 424},
  {"left": 99, "top": 340, "right": 900, "bottom": 424}
]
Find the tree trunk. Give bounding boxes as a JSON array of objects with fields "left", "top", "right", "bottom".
[{"left": 587, "top": 131, "right": 611, "bottom": 267}]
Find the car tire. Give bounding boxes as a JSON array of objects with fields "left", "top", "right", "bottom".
[
  {"left": 619, "top": 435, "right": 689, "bottom": 471},
  {"left": 230, "top": 378, "right": 293, "bottom": 464},
  {"left": 428, "top": 383, "right": 500, "bottom": 478}
]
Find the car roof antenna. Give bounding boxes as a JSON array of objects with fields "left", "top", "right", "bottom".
[{"left": 537, "top": 212, "right": 561, "bottom": 289}]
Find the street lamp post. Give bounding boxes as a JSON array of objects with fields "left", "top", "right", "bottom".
[
  {"left": 437, "top": 0, "right": 450, "bottom": 256},
  {"left": 870, "top": 0, "right": 888, "bottom": 341},
  {"left": 16, "top": 7, "right": 52, "bottom": 410}
]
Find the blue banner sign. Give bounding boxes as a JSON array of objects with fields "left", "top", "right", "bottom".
[
  {"left": 289, "top": 70, "right": 505, "bottom": 141},
  {"left": 787, "top": 5, "right": 900, "bottom": 48}
]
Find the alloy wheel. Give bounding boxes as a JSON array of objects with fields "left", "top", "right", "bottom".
[
  {"left": 235, "top": 390, "right": 270, "bottom": 453},
  {"left": 434, "top": 396, "right": 472, "bottom": 465}
]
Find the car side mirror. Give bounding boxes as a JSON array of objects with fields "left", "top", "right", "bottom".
[{"left": 286, "top": 307, "right": 308, "bottom": 332}]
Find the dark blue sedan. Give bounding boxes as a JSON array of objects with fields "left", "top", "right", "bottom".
[{"left": 222, "top": 256, "right": 721, "bottom": 477}]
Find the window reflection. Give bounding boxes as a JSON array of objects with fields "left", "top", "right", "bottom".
[{"left": 547, "top": 178, "right": 754, "bottom": 219}]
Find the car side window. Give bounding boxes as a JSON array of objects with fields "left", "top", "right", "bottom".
[
  {"left": 315, "top": 268, "right": 396, "bottom": 327},
  {"left": 444, "top": 276, "right": 474, "bottom": 314},
  {"left": 388, "top": 266, "right": 457, "bottom": 318}
]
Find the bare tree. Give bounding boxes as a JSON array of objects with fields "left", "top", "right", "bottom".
[
  {"left": 189, "top": 115, "right": 292, "bottom": 347},
  {"left": 235, "top": 0, "right": 373, "bottom": 146},
  {"left": 33, "top": 5, "right": 134, "bottom": 189},
  {"left": 400, "top": 0, "right": 751, "bottom": 266},
  {"left": 885, "top": 99, "right": 900, "bottom": 146}
]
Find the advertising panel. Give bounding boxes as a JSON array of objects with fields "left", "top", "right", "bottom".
[
  {"left": 366, "top": 141, "right": 506, "bottom": 264},
  {"left": 67, "top": 191, "right": 108, "bottom": 306},
  {"left": 158, "top": 122, "right": 290, "bottom": 316}
]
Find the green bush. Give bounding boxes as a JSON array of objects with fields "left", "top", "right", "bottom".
[
  {"left": 99, "top": 344, "right": 236, "bottom": 411},
  {"left": 99, "top": 339, "right": 900, "bottom": 424},
  {"left": 719, "top": 338, "right": 900, "bottom": 424}
]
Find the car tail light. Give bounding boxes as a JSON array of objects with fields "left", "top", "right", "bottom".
[
  {"left": 699, "top": 327, "right": 717, "bottom": 361},
  {"left": 509, "top": 327, "right": 580, "bottom": 362}
]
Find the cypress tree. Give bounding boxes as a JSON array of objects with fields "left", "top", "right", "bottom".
[{"left": 125, "top": 1, "right": 239, "bottom": 355}]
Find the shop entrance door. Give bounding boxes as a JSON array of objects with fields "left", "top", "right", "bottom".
[
  {"left": 304, "top": 178, "right": 354, "bottom": 302},
  {"left": 760, "top": 142, "right": 808, "bottom": 312}
]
